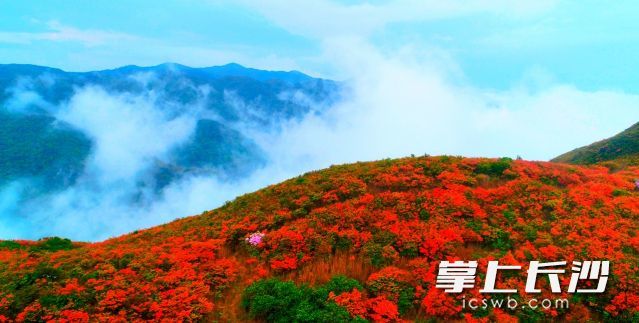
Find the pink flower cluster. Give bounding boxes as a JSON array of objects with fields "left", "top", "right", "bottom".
[{"left": 246, "top": 231, "right": 265, "bottom": 246}]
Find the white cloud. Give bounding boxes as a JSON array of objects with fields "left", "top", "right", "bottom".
[
  {"left": 0, "top": 21, "right": 136, "bottom": 46},
  {"left": 0, "top": 82, "right": 213, "bottom": 241},
  {"left": 250, "top": 38, "right": 639, "bottom": 173},
  {"left": 235, "top": 0, "right": 558, "bottom": 39},
  {"left": 56, "top": 87, "right": 199, "bottom": 183}
]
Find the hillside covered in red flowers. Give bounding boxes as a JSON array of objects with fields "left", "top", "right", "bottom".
[{"left": 1, "top": 156, "right": 639, "bottom": 322}]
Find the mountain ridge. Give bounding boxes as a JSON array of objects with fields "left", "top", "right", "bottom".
[
  {"left": 552, "top": 121, "right": 639, "bottom": 166},
  {"left": 0, "top": 62, "right": 323, "bottom": 84},
  {"left": 1, "top": 156, "right": 637, "bottom": 321}
]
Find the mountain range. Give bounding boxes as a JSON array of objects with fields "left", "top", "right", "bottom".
[
  {"left": 0, "top": 63, "right": 340, "bottom": 238},
  {"left": 1, "top": 63, "right": 639, "bottom": 321},
  {"left": 0, "top": 63, "right": 338, "bottom": 191}
]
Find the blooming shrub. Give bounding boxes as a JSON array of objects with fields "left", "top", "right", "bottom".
[
  {"left": 245, "top": 231, "right": 265, "bottom": 246},
  {"left": 366, "top": 267, "right": 414, "bottom": 314},
  {"left": 421, "top": 287, "right": 460, "bottom": 317},
  {"left": 0, "top": 156, "right": 638, "bottom": 321},
  {"left": 331, "top": 288, "right": 400, "bottom": 322}
]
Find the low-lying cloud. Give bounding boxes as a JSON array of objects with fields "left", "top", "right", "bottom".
[
  {"left": 57, "top": 87, "right": 198, "bottom": 182},
  {"left": 256, "top": 39, "right": 639, "bottom": 169},
  {"left": 2, "top": 39, "right": 639, "bottom": 241}
]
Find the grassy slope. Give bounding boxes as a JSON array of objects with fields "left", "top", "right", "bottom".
[
  {"left": 552, "top": 122, "right": 639, "bottom": 166},
  {"left": 1, "top": 156, "right": 639, "bottom": 322}
]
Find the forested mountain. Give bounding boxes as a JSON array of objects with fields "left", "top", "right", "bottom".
[{"left": 0, "top": 63, "right": 339, "bottom": 193}]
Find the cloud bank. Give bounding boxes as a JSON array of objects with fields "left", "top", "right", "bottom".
[{"left": 261, "top": 39, "right": 639, "bottom": 166}]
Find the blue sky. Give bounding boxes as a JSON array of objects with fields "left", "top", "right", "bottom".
[{"left": 2, "top": 0, "right": 639, "bottom": 92}]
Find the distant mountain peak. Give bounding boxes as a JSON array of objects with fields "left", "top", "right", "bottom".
[
  {"left": 221, "top": 62, "right": 245, "bottom": 68},
  {"left": 154, "top": 62, "right": 190, "bottom": 70}
]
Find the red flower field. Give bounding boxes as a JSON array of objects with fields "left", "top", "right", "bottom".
[{"left": 1, "top": 156, "right": 638, "bottom": 322}]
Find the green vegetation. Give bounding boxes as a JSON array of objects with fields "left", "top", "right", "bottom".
[
  {"left": 0, "top": 110, "right": 91, "bottom": 190},
  {"left": 552, "top": 121, "right": 639, "bottom": 165},
  {"left": 0, "top": 241, "right": 22, "bottom": 250},
  {"left": 241, "top": 276, "right": 363, "bottom": 323},
  {"left": 0, "top": 237, "right": 76, "bottom": 252},
  {"left": 33, "top": 237, "right": 74, "bottom": 252},
  {"left": 474, "top": 157, "right": 513, "bottom": 176},
  {"left": 172, "top": 119, "right": 264, "bottom": 172}
]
